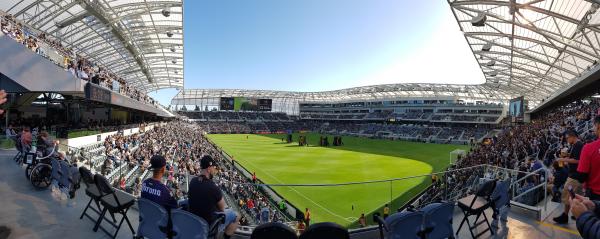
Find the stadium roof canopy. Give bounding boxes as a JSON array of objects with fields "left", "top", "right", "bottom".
[
  {"left": 176, "top": 0, "right": 600, "bottom": 105},
  {"left": 1, "top": 0, "right": 183, "bottom": 92},
  {"left": 172, "top": 84, "right": 499, "bottom": 104}
]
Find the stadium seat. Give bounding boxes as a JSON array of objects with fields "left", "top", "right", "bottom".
[
  {"left": 137, "top": 198, "right": 168, "bottom": 239},
  {"left": 93, "top": 174, "right": 136, "bottom": 239},
  {"left": 457, "top": 179, "right": 496, "bottom": 238},
  {"left": 79, "top": 167, "right": 104, "bottom": 222},
  {"left": 250, "top": 222, "right": 298, "bottom": 239},
  {"left": 384, "top": 211, "right": 424, "bottom": 239},
  {"left": 421, "top": 202, "right": 455, "bottom": 239},
  {"left": 299, "top": 222, "right": 349, "bottom": 239},
  {"left": 171, "top": 209, "right": 209, "bottom": 239}
]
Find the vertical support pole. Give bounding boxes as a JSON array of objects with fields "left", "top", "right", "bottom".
[
  {"left": 390, "top": 180, "right": 393, "bottom": 208},
  {"left": 544, "top": 179, "right": 548, "bottom": 212},
  {"left": 5, "top": 107, "right": 9, "bottom": 138},
  {"left": 445, "top": 172, "right": 448, "bottom": 201}
]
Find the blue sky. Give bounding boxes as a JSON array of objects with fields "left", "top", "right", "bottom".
[{"left": 150, "top": 0, "right": 484, "bottom": 106}]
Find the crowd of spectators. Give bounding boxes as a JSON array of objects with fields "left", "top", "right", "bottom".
[
  {"left": 0, "top": 12, "right": 160, "bottom": 108},
  {"left": 81, "top": 121, "right": 290, "bottom": 227},
  {"left": 179, "top": 111, "right": 293, "bottom": 122},
  {"left": 189, "top": 118, "right": 490, "bottom": 145},
  {"left": 414, "top": 99, "right": 600, "bottom": 212},
  {"left": 298, "top": 110, "right": 503, "bottom": 122}
]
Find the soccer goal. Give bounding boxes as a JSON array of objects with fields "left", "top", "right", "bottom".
[{"left": 449, "top": 149, "right": 466, "bottom": 165}]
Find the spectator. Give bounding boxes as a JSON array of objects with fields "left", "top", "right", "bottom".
[
  {"left": 297, "top": 220, "right": 306, "bottom": 234},
  {"left": 548, "top": 161, "right": 568, "bottom": 202},
  {"left": 304, "top": 208, "right": 311, "bottom": 227},
  {"left": 140, "top": 155, "right": 178, "bottom": 209},
  {"left": 279, "top": 200, "right": 287, "bottom": 212},
  {"left": 36, "top": 131, "right": 57, "bottom": 157},
  {"left": 5, "top": 124, "right": 16, "bottom": 141},
  {"left": 359, "top": 213, "right": 366, "bottom": 227},
  {"left": 383, "top": 204, "right": 390, "bottom": 219},
  {"left": 20, "top": 128, "right": 32, "bottom": 151},
  {"left": 188, "top": 155, "right": 239, "bottom": 239},
  {"left": 554, "top": 130, "right": 584, "bottom": 224},
  {"left": 571, "top": 194, "right": 600, "bottom": 238},
  {"left": 579, "top": 116, "right": 600, "bottom": 201}
]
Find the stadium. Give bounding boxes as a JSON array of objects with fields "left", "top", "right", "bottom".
[{"left": 1, "top": 0, "right": 600, "bottom": 239}]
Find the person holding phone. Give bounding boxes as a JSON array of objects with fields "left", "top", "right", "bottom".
[
  {"left": 554, "top": 130, "right": 584, "bottom": 224},
  {"left": 571, "top": 194, "right": 600, "bottom": 238}
]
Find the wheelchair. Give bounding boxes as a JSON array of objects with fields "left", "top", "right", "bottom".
[
  {"left": 25, "top": 147, "right": 55, "bottom": 189},
  {"left": 26, "top": 146, "right": 81, "bottom": 196}
]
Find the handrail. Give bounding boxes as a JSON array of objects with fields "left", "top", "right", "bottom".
[
  {"left": 512, "top": 182, "right": 546, "bottom": 201},
  {"left": 512, "top": 167, "right": 545, "bottom": 185}
]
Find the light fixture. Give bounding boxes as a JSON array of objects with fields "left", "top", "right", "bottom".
[
  {"left": 162, "top": 8, "right": 171, "bottom": 17},
  {"left": 482, "top": 43, "right": 492, "bottom": 51},
  {"left": 471, "top": 13, "right": 487, "bottom": 27}
]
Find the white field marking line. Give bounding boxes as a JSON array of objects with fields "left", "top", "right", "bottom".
[{"left": 240, "top": 158, "right": 353, "bottom": 222}]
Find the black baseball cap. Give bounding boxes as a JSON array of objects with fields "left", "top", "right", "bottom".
[
  {"left": 150, "top": 155, "right": 166, "bottom": 170},
  {"left": 201, "top": 155, "right": 216, "bottom": 169}
]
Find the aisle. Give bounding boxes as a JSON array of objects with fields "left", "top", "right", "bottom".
[{"left": 0, "top": 149, "right": 138, "bottom": 239}]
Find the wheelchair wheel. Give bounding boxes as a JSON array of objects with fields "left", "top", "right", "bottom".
[
  {"left": 25, "top": 164, "right": 33, "bottom": 179},
  {"left": 30, "top": 163, "right": 51, "bottom": 189}
]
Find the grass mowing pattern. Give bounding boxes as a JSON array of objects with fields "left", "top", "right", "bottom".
[{"left": 207, "top": 133, "right": 469, "bottom": 227}]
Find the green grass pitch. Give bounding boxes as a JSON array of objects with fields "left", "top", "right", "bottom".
[{"left": 207, "top": 133, "right": 469, "bottom": 227}]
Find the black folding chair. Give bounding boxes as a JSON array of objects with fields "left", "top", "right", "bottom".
[
  {"left": 79, "top": 167, "right": 106, "bottom": 222},
  {"left": 457, "top": 179, "right": 496, "bottom": 238},
  {"left": 93, "top": 174, "right": 136, "bottom": 239}
]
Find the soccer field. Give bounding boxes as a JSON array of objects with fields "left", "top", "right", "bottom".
[{"left": 207, "top": 133, "right": 469, "bottom": 227}]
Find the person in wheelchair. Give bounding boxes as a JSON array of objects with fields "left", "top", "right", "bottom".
[
  {"left": 20, "top": 127, "right": 32, "bottom": 153},
  {"left": 36, "top": 131, "right": 58, "bottom": 159}
]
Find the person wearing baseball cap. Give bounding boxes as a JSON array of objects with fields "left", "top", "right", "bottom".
[
  {"left": 188, "top": 155, "right": 239, "bottom": 239},
  {"left": 140, "top": 155, "right": 178, "bottom": 209},
  {"left": 554, "top": 129, "right": 584, "bottom": 224}
]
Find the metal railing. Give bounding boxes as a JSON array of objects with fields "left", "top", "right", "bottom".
[{"left": 204, "top": 163, "right": 549, "bottom": 229}]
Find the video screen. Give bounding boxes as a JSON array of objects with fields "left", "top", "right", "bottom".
[
  {"left": 509, "top": 96, "right": 524, "bottom": 117},
  {"left": 220, "top": 97, "right": 234, "bottom": 110},
  {"left": 258, "top": 99, "right": 272, "bottom": 111},
  {"left": 220, "top": 97, "right": 272, "bottom": 111}
]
